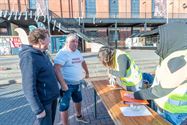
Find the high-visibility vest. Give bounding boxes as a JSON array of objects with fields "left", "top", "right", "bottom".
[
  {"left": 114, "top": 50, "right": 142, "bottom": 86},
  {"left": 154, "top": 83, "right": 187, "bottom": 113},
  {"left": 154, "top": 49, "right": 187, "bottom": 113}
]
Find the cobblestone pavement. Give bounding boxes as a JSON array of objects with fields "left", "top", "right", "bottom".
[
  {"left": 0, "top": 83, "right": 114, "bottom": 125},
  {"left": 0, "top": 84, "right": 35, "bottom": 125}
]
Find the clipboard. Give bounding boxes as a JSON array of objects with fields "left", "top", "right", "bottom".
[{"left": 120, "top": 90, "right": 149, "bottom": 105}]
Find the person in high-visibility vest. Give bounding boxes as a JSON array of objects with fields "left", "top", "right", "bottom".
[
  {"left": 125, "top": 49, "right": 187, "bottom": 125},
  {"left": 98, "top": 46, "right": 143, "bottom": 91}
]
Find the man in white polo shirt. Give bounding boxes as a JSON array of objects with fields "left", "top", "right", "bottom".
[{"left": 54, "top": 34, "right": 89, "bottom": 125}]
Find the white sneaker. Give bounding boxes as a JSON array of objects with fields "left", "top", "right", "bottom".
[
  {"left": 57, "top": 121, "right": 63, "bottom": 125},
  {"left": 76, "top": 115, "right": 89, "bottom": 124}
]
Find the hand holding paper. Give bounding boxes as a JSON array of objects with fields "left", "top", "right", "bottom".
[{"left": 109, "top": 74, "right": 116, "bottom": 86}]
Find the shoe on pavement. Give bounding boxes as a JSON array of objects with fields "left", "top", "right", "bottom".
[{"left": 76, "top": 115, "right": 89, "bottom": 124}]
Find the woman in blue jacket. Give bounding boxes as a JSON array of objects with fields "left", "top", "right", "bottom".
[{"left": 19, "top": 28, "right": 59, "bottom": 125}]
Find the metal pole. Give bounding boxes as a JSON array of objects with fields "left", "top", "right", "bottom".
[
  {"left": 114, "top": 21, "right": 118, "bottom": 49},
  {"left": 81, "top": 19, "right": 85, "bottom": 52},
  {"left": 145, "top": 2, "right": 146, "bottom": 18},
  {"left": 171, "top": 2, "right": 174, "bottom": 18},
  {"left": 143, "top": 2, "right": 146, "bottom": 18},
  {"left": 45, "top": 0, "right": 51, "bottom": 35},
  {"left": 107, "top": 28, "right": 110, "bottom": 45},
  {"left": 166, "top": 0, "right": 169, "bottom": 23},
  {"left": 45, "top": 0, "right": 52, "bottom": 53},
  {"left": 78, "top": 0, "right": 82, "bottom": 17},
  {"left": 144, "top": 22, "right": 147, "bottom": 31},
  {"left": 94, "top": 90, "right": 97, "bottom": 119},
  {"left": 179, "top": 0, "right": 180, "bottom": 18}
]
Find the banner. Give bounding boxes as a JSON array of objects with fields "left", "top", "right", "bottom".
[{"left": 154, "top": 0, "right": 167, "bottom": 18}]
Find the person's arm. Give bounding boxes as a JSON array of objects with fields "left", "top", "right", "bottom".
[
  {"left": 54, "top": 64, "right": 68, "bottom": 91},
  {"left": 82, "top": 61, "right": 89, "bottom": 78},
  {"left": 109, "top": 54, "right": 128, "bottom": 77},
  {"left": 126, "top": 84, "right": 176, "bottom": 100},
  {"left": 54, "top": 51, "right": 68, "bottom": 91},
  {"left": 20, "top": 56, "right": 44, "bottom": 115}
]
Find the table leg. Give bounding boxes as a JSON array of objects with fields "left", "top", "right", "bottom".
[{"left": 94, "top": 89, "right": 97, "bottom": 119}]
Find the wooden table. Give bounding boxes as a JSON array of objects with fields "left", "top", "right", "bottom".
[{"left": 91, "top": 79, "right": 171, "bottom": 125}]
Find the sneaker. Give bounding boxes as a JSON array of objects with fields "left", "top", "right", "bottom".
[
  {"left": 57, "top": 121, "right": 63, "bottom": 125},
  {"left": 76, "top": 115, "right": 89, "bottom": 124}
]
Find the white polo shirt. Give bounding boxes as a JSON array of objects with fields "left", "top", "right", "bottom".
[{"left": 54, "top": 48, "right": 84, "bottom": 83}]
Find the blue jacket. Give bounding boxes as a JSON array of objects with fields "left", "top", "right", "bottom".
[{"left": 19, "top": 45, "right": 59, "bottom": 115}]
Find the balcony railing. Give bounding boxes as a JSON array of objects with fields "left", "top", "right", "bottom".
[
  {"left": 46, "top": 11, "right": 187, "bottom": 19},
  {"left": 1, "top": 2, "right": 187, "bottom": 19}
]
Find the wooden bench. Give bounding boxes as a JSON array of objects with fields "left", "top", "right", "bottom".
[{"left": 91, "top": 79, "right": 171, "bottom": 125}]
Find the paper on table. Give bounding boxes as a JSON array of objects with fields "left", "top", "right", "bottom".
[{"left": 120, "top": 105, "right": 152, "bottom": 116}]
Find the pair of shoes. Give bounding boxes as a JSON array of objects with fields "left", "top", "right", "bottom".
[{"left": 76, "top": 115, "right": 89, "bottom": 124}]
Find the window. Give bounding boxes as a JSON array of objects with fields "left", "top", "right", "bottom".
[
  {"left": 29, "top": 0, "right": 36, "bottom": 9},
  {"left": 131, "top": 0, "right": 139, "bottom": 18},
  {"left": 86, "top": 0, "right": 96, "bottom": 18},
  {"left": 109, "top": 0, "right": 118, "bottom": 18}
]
